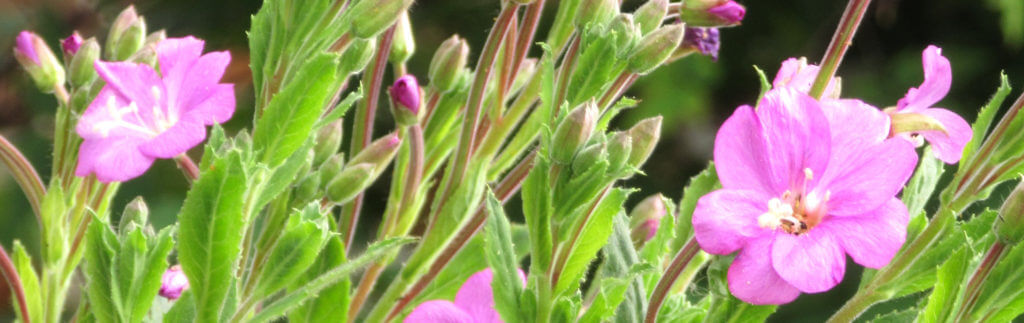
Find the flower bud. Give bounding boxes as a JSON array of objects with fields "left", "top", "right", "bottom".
[
  {"left": 551, "top": 102, "right": 599, "bottom": 164},
  {"left": 572, "top": 143, "right": 606, "bottom": 175},
  {"left": 680, "top": 0, "right": 745, "bottom": 27},
  {"left": 680, "top": 27, "right": 720, "bottom": 61},
  {"left": 630, "top": 194, "right": 668, "bottom": 245},
  {"left": 429, "top": 35, "right": 470, "bottom": 94},
  {"left": 106, "top": 6, "right": 146, "bottom": 61},
  {"left": 318, "top": 154, "right": 346, "bottom": 185},
  {"left": 388, "top": 13, "right": 415, "bottom": 65},
  {"left": 314, "top": 120, "right": 344, "bottom": 167},
  {"left": 347, "top": 0, "right": 415, "bottom": 39},
  {"left": 607, "top": 131, "right": 633, "bottom": 173},
  {"left": 159, "top": 265, "right": 189, "bottom": 300},
  {"left": 340, "top": 38, "right": 376, "bottom": 75},
  {"left": 389, "top": 75, "right": 423, "bottom": 127},
  {"left": 626, "top": 116, "right": 662, "bottom": 168},
  {"left": 634, "top": 0, "right": 668, "bottom": 35},
  {"left": 627, "top": 24, "right": 684, "bottom": 75},
  {"left": 326, "top": 163, "right": 377, "bottom": 205},
  {"left": 62, "top": 31, "right": 83, "bottom": 57},
  {"left": 15, "top": 31, "right": 66, "bottom": 92},
  {"left": 995, "top": 180, "right": 1024, "bottom": 244},
  {"left": 576, "top": 0, "right": 619, "bottom": 28},
  {"left": 118, "top": 196, "right": 149, "bottom": 233},
  {"left": 608, "top": 14, "right": 641, "bottom": 59},
  {"left": 69, "top": 38, "right": 100, "bottom": 87},
  {"left": 294, "top": 174, "right": 322, "bottom": 203},
  {"left": 349, "top": 133, "right": 403, "bottom": 168}
]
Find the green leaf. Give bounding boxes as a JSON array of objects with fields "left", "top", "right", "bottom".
[
  {"left": 867, "top": 308, "right": 921, "bottom": 323},
  {"left": 40, "top": 184, "right": 66, "bottom": 266},
  {"left": 83, "top": 216, "right": 119, "bottom": 322},
  {"left": 314, "top": 90, "right": 361, "bottom": 130},
  {"left": 253, "top": 138, "right": 313, "bottom": 211},
  {"left": 919, "top": 246, "right": 971, "bottom": 323},
  {"left": 247, "top": 237, "right": 415, "bottom": 322},
  {"left": 121, "top": 226, "right": 175, "bottom": 322},
  {"left": 163, "top": 291, "right": 196, "bottom": 323},
  {"left": 484, "top": 190, "right": 525, "bottom": 323},
  {"left": 702, "top": 256, "right": 777, "bottom": 323},
  {"left": 555, "top": 187, "right": 630, "bottom": 294},
  {"left": 584, "top": 213, "right": 646, "bottom": 323},
  {"left": 200, "top": 125, "right": 228, "bottom": 170},
  {"left": 673, "top": 163, "right": 720, "bottom": 252},
  {"left": 403, "top": 165, "right": 487, "bottom": 278},
  {"left": 177, "top": 151, "right": 248, "bottom": 322},
  {"left": 968, "top": 240, "right": 1024, "bottom": 321},
  {"left": 523, "top": 157, "right": 554, "bottom": 272},
  {"left": 903, "top": 150, "right": 944, "bottom": 221},
  {"left": 568, "top": 27, "right": 628, "bottom": 106},
  {"left": 288, "top": 233, "right": 350, "bottom": 322},
  {"left": 251, "top": 203, "right": 330, "bottom": 299},
  {"left": 253, "top": 53, "right": 340, "bottom": 167},
  {"left": 753, "top": 65, "right": 771, "bottom": 102},
  {"left": 12, "top": 241, "right": 42, "bottom": 323},
  {"left": 963, "top": 72, "right": 1011, "bottom": 158}
]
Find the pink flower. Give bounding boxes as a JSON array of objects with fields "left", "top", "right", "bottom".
[
  {"left": 159, "top": 265, "right": 189, "bottom": 300},
  {"left": 707, "top": 1, "right": 746, "bottom": 25},
  {"left": 692, "top": 88, "right": 918, "bottom": 304},
  {"left": 75, "top": 36, "right": 234, "bottom": 182},
  {"left": 890, "top": 45, "right": 971, "bottom": 164},
  {"left": 405, "top": 269, "right": 526, "bottom": 323},
  {"left": 390, "top": 74, "right": 421, "bottom": 114},
  {"left": 772, "top": 57, "right": 840, "bottom": 99}
]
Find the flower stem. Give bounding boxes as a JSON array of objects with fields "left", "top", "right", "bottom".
[
  {"left": 597, "top": 72, "right": 638, "bottom": 110},
  {"left": 0, "top": 134, "right": 46, "bottom": 221},
  {"left": 554, "top": 34, "right": 581, "bottom": 108},
  {"left": 809, "top": 0, "right": 873, "bottom": 99},
  {"left": 0, "top": 245, "right": 31, "bottom": 323},
  {"left": 646, "top": 238, "right": 701, "bottom": 323},
  {"left": 954, "top": 241, "right": 1008, "bottom": 322},
  {"left": 175, "top": 154, "right": 200, "bottom": 182}
]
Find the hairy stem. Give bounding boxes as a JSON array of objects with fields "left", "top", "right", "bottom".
[
  {"left": 175, "top": 154, "right": 200, "bottom": 183},
  {"left": 954, "top": 241, "right": 1008, "bottom": 322},
  {"left": 809, "top": 0, "right": 873, "bottom": 99},
  {"left": 646, "top": 238, "right": 701, "bottom": 323},
  {"left": 0, "top": 135, "right": 46, "bottom": 221}
]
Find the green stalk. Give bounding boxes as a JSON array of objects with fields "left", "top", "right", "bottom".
[
  {"left": 0, "top": 245, "right": 31, "bottom": 323},
  {"left": 808, "top": 0, "right": 873, "bottom": 99},
  {"left": 646, "top": 238, "right": 701, "bottom": 323},
  {"left": 0, "top": 135, "right": 45, "bottom": 221}
]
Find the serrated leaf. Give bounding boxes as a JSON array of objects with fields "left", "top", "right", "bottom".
[
  {"left": 568, "top": 27, "right": 629, "bottom": 107},
  {"left": 251, "top": 204, "right": 330, "bottom": 300},
  {"left": 555, "top": 188, "right": 630, "bottom": 294},
  {"left": 967, "top": 239, "right": 1024, "bottom": 321},
  {"left": 963, "top": 72, "right": 1011, "bottom": 158},
  {"left": 484, "top": 190, "right": 525, "bottom": 323},
  {"left": 523, "top": 157, "right": 554, "bottom": 272},
  {"left": 12, "top": 241, "right": 42, "bottom": 323},
  {"left": 177, "top": 151, "right": 248, "bottom": 322},
  {"left": 288, "top": 233, "right": 350, "bottom": 322},
  {"left": 919, "top": 246, "right": 970, "bottom": 323},
  {"left": 122, "top": 226, "right": 175, "bottom": 322},
  {"left": 253, "top": 53, "right": 340, "bottom": 167},
  {"left": 83, "top": 216, "right": 119, "bottom": 322},
  {"left": 867, "top": 308, "right": 920, "bottom": 323},
  {"left": 674, "top": 163, "right": 720, "bottom": 252},
  {"left": 163, "top": 291, "right": 196, "bottom": 323}
]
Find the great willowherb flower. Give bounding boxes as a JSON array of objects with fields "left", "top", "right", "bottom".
[
  {"left": 75, "top": 36, "right": 234, "bottom": 182},
  {"left": 159, "top": 265, "right": 189, "bottom": 300},
  {"left": 887, "top": 45, "right": 971, "bottom": 164},
  {"left": 692, "top": 88, "right": 918, "bottom": 304},
  {"left": 405, "top": 268, "right": 526, "bottom": 323}
]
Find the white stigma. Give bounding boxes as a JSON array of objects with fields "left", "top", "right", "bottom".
[
  {"left": 758, "top": 198, "right": 795, "bottom": 230},
  {"left": 803, "top": 168, "right": 814, "bottom": 181}
]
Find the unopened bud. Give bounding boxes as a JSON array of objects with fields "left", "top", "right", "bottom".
[
  {"left": 634, "top": 0, "right": 668, "bottom": 35},
  {"left": 576, "top": 0, "right": 619, "bottom": 28},
  {"left": 347, "top": 0, "right": 415, "bottom": 39},
  {"left": 389, "top": 13, "right": 415, "bottom": 65},
  {"left": 389, "top": 75, "right": 422, "bottom": 126},
  {"left": 608, "top": 14, "right": 640, "bottom": 59},
  {"left": 159, "top": 265, "right": 189, "bottom": 300},
  {"left": 340, "top": 38, "right": 376, "bottom": 75},
  {"left": 572, "top": 143, "right": 607, "bottom": 175},
  {"left": 429, "top": 35, "right": 470, "bottom": 93},
  {"left": 314, "top": 120, "right": 344, "bottom": 167},
  {"left": 349, "top": 133, "right": 403, "bottom": 168},
  {"left": 680, "top": 27, "right": 720, "bottom": 61},
  {"left": 626, "top": 116, "right": 662, "bottom": 168},
  {"left": 607, "top": 131, "right": 633, "bottom": 173},
  {"left": 680, "top": 0, "right": 745, "bottom": 27},
  {"left": 106, "top": 6, "right": 146, "bottom": 60},
  {"left": 119, "top": 196, "right": 149, "bottom": 233},
  {"left": 995, "top": 180, "right": 1024, "bottom": 244},
  {"left": 294, "top": 174, "right": 322, "bottom": 203},
  {"left": 630, "top": 194, "right": 668, "bottom": 245},
  {"left": 14, "top": 31, "right": 65, "bottom": 92},
  {"left": 326, "top": 163, "right": 377, "bottom": 204},
  {"left": 62, "top": 31, "right": 83, "bottom": 57},
  {"left": 318, "top": 154, "right": 346, "bottom": 185},
  {"left": 69, "top": 38, "right": 100, "bottom": 87},
  {"left": 551, "top": 102, "right": 599, "bottom": 164},
  {"left": 628, "top": 24, "right": 684, "bottom": 74}
]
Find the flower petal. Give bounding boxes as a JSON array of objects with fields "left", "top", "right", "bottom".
[
  {"left": 77, "top": 88, "right": 159, "bottom": 140},
  {"left": 820, "top": 99, "right": 890, "bottom": 160},
  {"left": 693, "top": 189, "right": 771, "bottom": 255},
  {"left": 186, "top": 84, "right": 235, "bottom": 125},
  {"left": 771, "top": 230, "right": 846, "bottom": 293},
  {"left": 897, "top": 45, "right": 951, "bottom": 113},
  {"left": 157, "top": 37, "right": 204, "bottom": 102},
  {"left": 727, "top": 235, "right": 801, "bottom": 305},
  {"left": 755, "top": 88, "right": 831, "bottom": 193},
  {"left": 138, "top": 115, "right": 207, "bottom": 159},
  {"left": 75, "top": 136, "right": 155, "bottom": 183},
  {"left": 454, "top": 268, "right": 520, "bottom": 323},
  {"left": 174, "top": 51, "right": 232, "bottom": 111},
  {"left": 404, "top": 300, "right": 474, "bottom": 323},
  {"left": 93, "top": 61, "right": 165, "bottom": 120},
  {"left": 918, "top": 107, "right": 972, "bottom": 164},
  {"left": 822, "top": 198, "right": 909, "bottom": 269},
  {"left": 819, "top": 137, "right": 917, "bottom": 216},
  {"left": 714, "top": 105, "right": 776, "bottom": 193}
]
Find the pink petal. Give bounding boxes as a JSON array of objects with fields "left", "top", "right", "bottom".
[
  {"left": 820, "top": 99, "right": 890, "bottom": 160},
  {"left": 771, "top": 230, "right": 846, "bottom": 293},
  {"left": 692, "top": 189, "right": 771, "bottom": 255},
  {"left": 76, "top": 88, "right": 159, "bottom": 140},
  {"left": 821, "top": 198, "right": 909, "bottom": 269},
  {"left": 713, "top": 105, "right": 777, "bottom": 194},
  {"left": 726, "top": 235, "right": 801, "bottom": 305},
  {"left": 819, "top": 137, "right": 917, "bottom": 216},
  {"left": 453, "top": 269, "right": 509, "bottom": 323},
  {"left": 186, "top": 84, "right": 235, "bottom": 125},
  {"left": 771, "top": 58, "right": 840, "bottom": 98},
  {"left": 404, "top": 300, "right": 473, "bottom": 323},
  {"left": 918, "top": 107, "right": 972, "bottom": 164},
  {"left": 755, "top": 88, "right": 831, "bottom": 193},
  {"left": 138, "top": 115, "right": 207, "bottom": 159},
  {"left": 897, "top": 45, "right": 951, "bottom": 113},
  {"left": 173, "top": 51, "right": 232, "bottom": 111},
  {"left": 75, "top": 136, "right": 155, "bottom": 183},
  {"left": 93, "top": 61, "right": 166, "bottom": 120},
  {"left": 157, "top": 37, "right": 205, "bottom": 101}
]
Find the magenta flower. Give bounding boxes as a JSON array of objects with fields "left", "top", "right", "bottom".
[
  {"left": 390, "top": 74, "right": 421, "bottom": 114},
  {"left": 889, "top": 45, "right": 971, "bottom": 164},
  {"left": 62, "top": 31, "right": 83, "bottom": 56},
  {"left": 75, "top": 36, "right": 234, "bottom": 182},
  {"left": 159, "top": 265, "right": 189, "bottom": 300},
  {"left": 772, "top": 57, "right": 840, "bottom": 99},
  {"left": 707, "top": 1, "right": 746, "bottom": 25},
  {"left": 405, "top": 269, "right": 526, "bottom": 323},
  {"left": 682, "top": 27, "right": 720, "bottom": 61},
  {"left": 692, "top": 88, "right": 918, "bottom": 304}
]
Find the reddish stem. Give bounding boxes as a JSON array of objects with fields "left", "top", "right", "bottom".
[
  {"left": 646, "top": 238, "right": 701, "bottom": 323},
  {"left": 0, "top": 245, "right": 31, "bottom": 323}
]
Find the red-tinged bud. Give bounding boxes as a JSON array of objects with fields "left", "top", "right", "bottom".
[
  {"left": 389, "top": 75, "right": 422, "bottom": 126},
  {"left": 630, "top": 194, "right": 669, "bottom": 245},
  {"left": 14, "top": 31, "right": 65, "bottom": 92},
  {"left": 551, "top": 101, "right": 599, "bottom": 164},
  {"left": 159, "top": 265, "right": 189, "bottom": 300},
  {"left": 349, "top": 133, "right": 403, "bottom": 168},
  {"left": 62, "top": 31, "right": 83, "bottom": 57},
  {"left": 626, "top": 116, "right": 662, "bottom": 168},
  {"left": 429, "top": 35, "right": 470, "bottom": 94},
  {"left": 627, "top": 24, "right": 684, "bottom": 74},
  {"left": 15, "top": 31, "right": 40, "bottom": 64},
  {"left": 707, "top": 1, "right": 745, "bottom": 25},
  {"left": 680, "top": 0, "right": 745, "bottom": 27}
]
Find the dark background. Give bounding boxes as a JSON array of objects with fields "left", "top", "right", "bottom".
[{"left": 0, "top": 0, "right": 1021, "bottom": 321}]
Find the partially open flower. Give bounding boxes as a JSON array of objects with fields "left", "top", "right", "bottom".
[{"left": 159, "top": 265, "right": 189, "bottom": 300}]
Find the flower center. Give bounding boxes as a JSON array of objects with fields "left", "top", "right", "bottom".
[
  {"left": 757, "top": 168, "right": 829, "bottom": 235},
  {"left": 89, "top": 86, "right": 177, "bottom": 139}
]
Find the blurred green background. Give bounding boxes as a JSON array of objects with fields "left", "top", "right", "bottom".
[{"left": 0, "top": 0, "right": 1022, "bottom": 321}]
